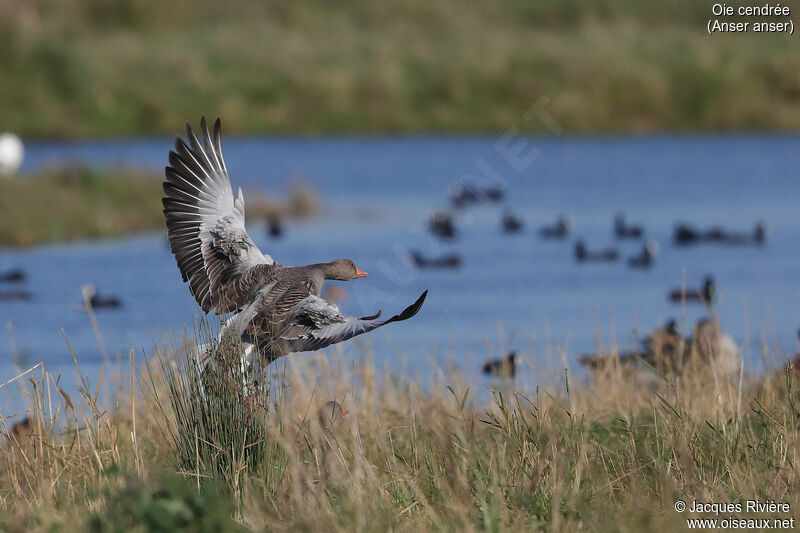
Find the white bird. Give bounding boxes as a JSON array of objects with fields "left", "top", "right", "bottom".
[{"left": 0, "top": 133, "right": 24, "bottom": 177}]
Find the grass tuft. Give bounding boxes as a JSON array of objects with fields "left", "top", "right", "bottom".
[{"left": 1, "top": 325, "right": 799, "bottom": 531}]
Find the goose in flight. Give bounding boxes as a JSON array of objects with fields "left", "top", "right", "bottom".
[{"left": 162, "top": 117, "right": 427, "bottom": 364}]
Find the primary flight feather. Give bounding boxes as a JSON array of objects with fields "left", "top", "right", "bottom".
[{"left": 162, "top": 116, "right": 427, "bottom": 363}]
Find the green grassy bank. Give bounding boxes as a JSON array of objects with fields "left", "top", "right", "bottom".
[
  {"left": 2, "top": 0, "right": 800, "bottom": 137},
  {"left": 0, "top": 166, "right": 318, "bottom": 247},
  {"left": 0, "top": 166, "right": 165, "bottom": 247}
]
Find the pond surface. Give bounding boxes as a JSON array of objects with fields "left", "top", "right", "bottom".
[{"left": 2, "top": 133, "right": 799, "bottom": 409}]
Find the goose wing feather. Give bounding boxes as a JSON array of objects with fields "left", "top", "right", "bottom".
[
  {"left": 163, "top": 116, "right": 274, "bottom": 312},
  {"left": 272, "top": 290, "right": 428, "bottom": 355}
]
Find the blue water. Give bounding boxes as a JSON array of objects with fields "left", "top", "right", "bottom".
[{"left": 2, "top": 133, "right": 800, "bottom": 404}]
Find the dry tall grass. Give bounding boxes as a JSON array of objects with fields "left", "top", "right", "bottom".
[{"left": 1, "top": 326, "right": 798, "bottom": 531}]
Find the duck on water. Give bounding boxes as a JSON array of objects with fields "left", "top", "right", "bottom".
[
  {"left": 574, "top": 240, "right": 619, "bottom": 263},
  {"left": 428, "top": 210, "right": 457, "bottom": 240},
  {"left": 0, "top": 268, "right": 25, "bottom": 283},
  {"left": 409, "top": 250, "right": 461, "bottom": 269},
  {"left": 614, "top": 214, "right": 643, "bottom": 239},
  {"left": 539, "top": 215, "right": 572, "bottom": 240},
  {"left": 482, "top": 352, "right": 517, "bottom": 378},
  {"left": 673, "top": 221, "right": 767, "bottom": 246},
  {"left": 668, "top": 276, "right": 716, "bottom": 305},
  {"left": 628, "top": 241, "right": 658, "bottom": 269},
  {"left": 501, "top": 210, "right": 524, "bottom": 234},
  {"left": 81, "top": 284, "right": 122, "bottom": 309}
]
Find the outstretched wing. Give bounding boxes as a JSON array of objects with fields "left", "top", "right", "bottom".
[
  {"left": 268, "top": 290, "right": 428, "bottom": 357},
  {"left": 163, "top": 116, "right": 274, "bottom": 313}
]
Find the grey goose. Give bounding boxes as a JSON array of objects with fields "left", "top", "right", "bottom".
[{"left": 162, "top": 117, "right": 427, "bottom": 364}]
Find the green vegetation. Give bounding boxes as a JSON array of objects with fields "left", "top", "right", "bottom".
[
  {"left": 2, "top": 327, "right": 799, "bottom": 531},
  {"left": 2, "top": 0, "right": 799, "bottom": 137},
  {"left": 0, "top": 165, "right": 165, "bottom": 247},
  {"left": 0, "top": 165, "right": 318, "bottom": 247}
]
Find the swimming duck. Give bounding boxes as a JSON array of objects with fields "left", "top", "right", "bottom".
[
  {"left": 0, "top": 290, "right": 31, "bottom": 302},
  {"left": 711, "top": 221, "right": 768, "bottom": 245},
  {"left": 267, "top": 216, "right": 283, "bottom": 238},
  {"left": 483, "top": 186, "right": 505, "bottom": 202},
  {"left": 501, "top": 210, "right": 524, "bottom": 234},
  {"left": 673, "top": 223, "right": 700, "bottom": 245},
  {"left": 574, "top": 240, "right": 619, "bottom": 262},
  {"left": 674, "top": 221, "right": 767, "bottom": 246},
  {"left": 539, "top": 215, "right": 572, "bottom": 240},
  {"left": 0, "top": 268, "right": 25, "bottom": 283},
  {"left": 409, "top": 250, "right": 461, "bottom": 269},
  {"left": 614, "top": 214, "right": 643, "bottom": 239},
  {"left": 628, "top": 241, "right": 658, "bottom": 269},
  {"left": 449, "top": 182, "right": 481, "bottom": 208},
  {"left": 428, "top": 210, "right": 457, "bottom": 240},
  {"left": 482, "top": 351, "right": 517, "bottom": 378},
  {"left": 668, "top": 276, "right": 715, "bottom": 305},
  {"left": 81, "top": 284, "right": 122, "bottom": 309}
]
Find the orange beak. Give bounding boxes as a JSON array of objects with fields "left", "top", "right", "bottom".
[
  {"left": 355, "top": 268, "right": 368, "bottom": 278},
  {"left": 341, "top": 407, "right": 349, "bottom": 415}
]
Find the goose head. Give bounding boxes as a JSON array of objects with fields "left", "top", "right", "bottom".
[
  {"left": 318, "top": 400, "right": 349, "bottom": 429},
  {"left": 324, "top": 259, "right": 368, "bottom": 281}
]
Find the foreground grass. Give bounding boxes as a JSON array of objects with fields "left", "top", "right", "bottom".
[
  {"left": 1, "top": 331, "right": 799, "bottom": 531},
  {"left": 0, "top": 166, "right": 318, "bottom": 247},
  {"left": 2, "top": 0, "right": 800, "bottom": 137}
]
